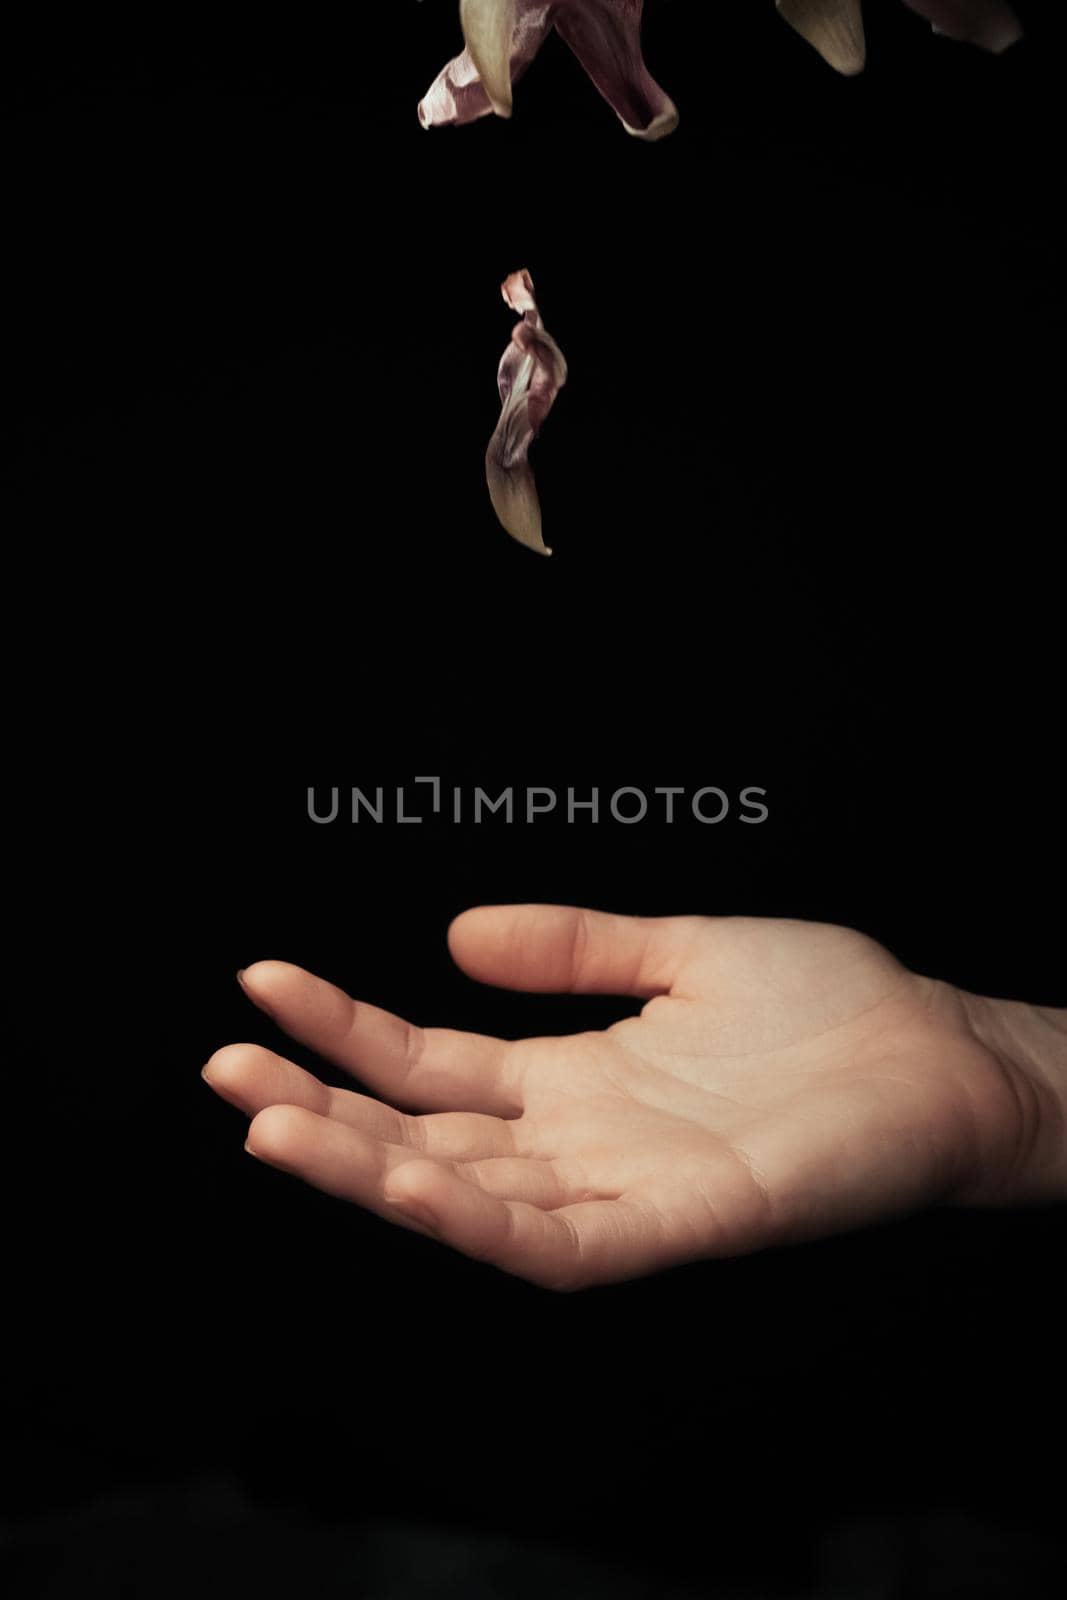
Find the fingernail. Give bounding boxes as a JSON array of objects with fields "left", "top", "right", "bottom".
[
  {"left": 236, "top": 968, "right": 274, "bottom": 1016},
  {"left": 244, "top": 1140, "right": 261, "bottom": 1161}
]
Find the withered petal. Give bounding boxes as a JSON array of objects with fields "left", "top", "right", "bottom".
[
  {"left": 899, "top": 0, "right": 1023, "bottom": 53},
  {"left": 776, "top": 0, "right": 867, "bottom": 76},
  {"left": 460, "top": 0, "right": 518, "bottom": 116},
  {"left": 553, "top": 0, "right": 678, "bottom": 140},
  {"left": 420, "top": 3, "right": 553, "bottom": 130},
  {"left": 420, "top": 1, "right": 677, "bottom": 140},
  {"left": 486, "top": 270, "right": 568, "bottom": 556}
]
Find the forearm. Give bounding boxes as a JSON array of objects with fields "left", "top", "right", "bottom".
[{"left": 957, "top": 992, "right": 1067, "bottom": 1205}]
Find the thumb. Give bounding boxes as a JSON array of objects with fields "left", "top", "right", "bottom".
[{"left": 446, "top": 903, "right": 690, "bottom": 997}]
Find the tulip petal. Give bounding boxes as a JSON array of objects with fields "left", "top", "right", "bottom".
[
  {"left": 419, "top": 2, "right": 554, "bottom": 130},
  {"left": 419, "top": 2, "right": 676, "bottom": 140},
  {"left": 553, "top": 0, "right": 679, "bottom": 140},
  {"left": 776, "top": 0, "right": 867, "bottom": 76},
  {"left": 486, "top": 271, "right": 568, "bottom": 556},
  {"left": 460, "top": 0, "right": 518, "bottom": 116},
  {"left": 900, "top": 0, "right": 1023, "bottom": 53},
  {"left": 418, "top": 48, "right": 495, "bottom": 130}
]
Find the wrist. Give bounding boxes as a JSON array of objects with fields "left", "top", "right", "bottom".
[{"left": 956, "top": 991, "right": 1067, "bottom": 1205}]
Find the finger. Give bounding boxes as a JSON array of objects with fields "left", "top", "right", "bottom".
[
  {"left": 204, "top": 1044, "right": 518, "bottom": 1159},
  {"left": 244, "top": 1104, "right": 441, "bottom": 1236},
  {"left": 447, "top": 904, "right": 692, "bottom": 998},
  {"left": 236, "top": 962, "right": 520, "bottom": 1117},
  {"left": 383, "top": 1163, "right": 673, "bottom": 1291},
  {"left": 202, "top": 1042, "right": 356, "bottom": 1122},
  {"left": 244, "top": 1105, "right": 563, "bottom": 1227}
]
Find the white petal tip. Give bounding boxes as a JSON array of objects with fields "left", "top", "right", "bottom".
[{"left": 622, "top": 102, "right": 680, "bottom": 142}]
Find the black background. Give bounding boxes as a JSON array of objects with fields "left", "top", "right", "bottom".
[{"left": 5, "top": 3, "right": 1065, "bottom": 1595}]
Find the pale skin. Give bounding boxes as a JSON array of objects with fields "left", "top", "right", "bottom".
[{"left": 202, "top": 906, "right": 1066, "bottom": 1291}]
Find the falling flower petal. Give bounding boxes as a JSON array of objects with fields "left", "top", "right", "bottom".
[
  {"left": 776, "top": 0, "right": 867, "bottom": 75},
  {"left": 777, "top": 0, "right": 1022, "bottom": 70},
  {"left": 418, "top": 48, "right": 494, "bottom": 131},
  {"left": 553, "top": 1, "right": 679, "bottom": 141},
  {"left": 419, "top": 4, "right": 553, "bottom": 130},
  {"left": 486, "top": 270, "right": 568, "bottom": 556},
  {"left": 459, "top": 0, "right": 518, "bottom": 116},
  {"left": 419, "top": 1, "right": 677, "bottom": 140},
  {"left": 900, "top": 0, "right": 1023, "bottom": 53}
]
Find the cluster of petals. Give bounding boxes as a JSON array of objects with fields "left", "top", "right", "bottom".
[
  {"left": 419, "top": 0, "right": 1025, "bottom": 147},
  {"left": 419, "top": 1, "right": 1023, "bottom": 551}
]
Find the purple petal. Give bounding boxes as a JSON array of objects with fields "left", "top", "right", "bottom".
[
  {"left": 419, "top": 1, "right": 677, "bottom": 140},
  {"left": 486, "top": 271, "right": 569, "bottom": 556},
  {"left": 552, "top": 0, "right": 679, "bottom": 140}
]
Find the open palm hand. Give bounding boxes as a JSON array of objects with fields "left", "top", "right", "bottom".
[{"left": 203, "top": 905, "right": 1038, "bottom": 1290}]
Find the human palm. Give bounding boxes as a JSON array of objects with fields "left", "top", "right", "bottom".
[{"left": 203, "top": 905, "right": 1031, "bottom": 1290}]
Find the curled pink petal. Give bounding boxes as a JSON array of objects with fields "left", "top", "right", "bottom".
[
  {"left": 418, "top": 48, "right": 496, "bottom": 131},
  {"left": 900, "top": 0, "right": 1023, "bottom": 53},
  {"left": 486, "top": 270, "right": 568, "bottom": 556},
  {"left": 501, "top": 269, "right": 538, "bottom": 316},
  {"left": 460, "top": 0, "right": 519, "bottom": 115},
  {"left": 419, "top": 1, "right": 677, "bottom": 140},
  {"left": 419, "top": 3, "right": 553, "bottom": 130}
]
